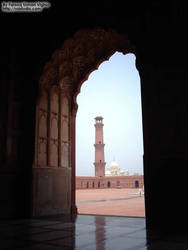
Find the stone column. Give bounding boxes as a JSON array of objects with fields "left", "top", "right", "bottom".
[
  {"left": 59, "top": 77, "right": 77, "bottom": 214},
  {"left": 70, "top": 103, "right": 78, "bottom": 214}
]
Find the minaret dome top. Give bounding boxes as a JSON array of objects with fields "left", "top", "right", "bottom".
[{"left": 95, "top": 116, "right": 103, "bottom": 121}]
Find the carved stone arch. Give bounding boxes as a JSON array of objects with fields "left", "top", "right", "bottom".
[
  {"left": 34, "top": 27, "right": 135, "bottom": 217},
  {"left": 39, "top": 27, "right": 135, "bottom": 102}
]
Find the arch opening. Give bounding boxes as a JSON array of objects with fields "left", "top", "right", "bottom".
[
  {"left": 34, "top": 27, "right": 145, "bottom": 218},
  {"left": 75, "top": 51, "right": 145, "bottom": 217}
]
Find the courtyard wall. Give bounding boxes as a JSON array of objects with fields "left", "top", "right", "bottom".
[{"left": 76, "top": 175, "right": 144, "bottom": 189}]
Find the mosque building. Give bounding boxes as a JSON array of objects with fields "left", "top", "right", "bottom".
[
  {"left": 105, "top": 160, "right": 129, "bottom": 176},
  {"left": 76, "top": 116, "right": 144, "bottom": 189}
]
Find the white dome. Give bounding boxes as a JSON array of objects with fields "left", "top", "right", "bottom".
[{"left": 109, "top": 161, "right": 119, "bottom": 168}]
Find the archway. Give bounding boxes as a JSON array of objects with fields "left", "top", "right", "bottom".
[
  {"left": 117, "top": 180, "right": 121, "bottom": 188},
  {"left": 33, "top": 27, "right": 139, "bottom": 216},
  {"left": 135, "top": 180, "right": 139, "bottom": 188}
]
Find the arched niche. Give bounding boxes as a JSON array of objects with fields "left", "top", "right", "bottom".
[
  {"left": 36, "top": 91, "right": 48, "bottom": 166},
  {"left": 61, "top": 96, "right": 69, "bottom": 142},
  {"left": 51, "top": 91, "right": 59, "bottom": 113},
  {"left": 38, "top": 140, "right": 47, "bottom": 166}
]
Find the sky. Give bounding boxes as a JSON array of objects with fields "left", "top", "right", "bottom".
[{"left": 76, "top": 52, "right": 143, "bottom": 176}]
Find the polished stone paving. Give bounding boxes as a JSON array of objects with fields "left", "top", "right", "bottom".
[{"left": 1, "top": 214, "right": 188, "bottom": 249}]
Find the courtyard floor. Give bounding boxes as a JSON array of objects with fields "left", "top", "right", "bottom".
[{"left": 76, "top": 188, "right": 145, "bottom": 217}]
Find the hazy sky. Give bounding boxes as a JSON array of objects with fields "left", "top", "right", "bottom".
[{"left": 76, "top": 52, "right": 143, "bottom": 176}]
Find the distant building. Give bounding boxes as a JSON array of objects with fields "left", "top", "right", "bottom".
[
  {"left": 76, "top": 116, "right": 144, "bottom": 189},
  {"left": 105, "top": 161, "right": 129, "bottom": 176}
]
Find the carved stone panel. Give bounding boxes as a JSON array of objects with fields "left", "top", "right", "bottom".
[
  {"left": 61, "top": 142, "right": 69, "bottom": 168},
  {"left": 62, "top": 96, "right": 69, "bottom": 116},
  {"left": 61, "top": 96, "right": 70, "bottom": 168},
  {"left": 38, "top": 139, "right": 47, "bottom": 166},
  {"left": 38, "top": 91, "right": 48, "bottom": 166},
  {"left": 51, "top": 117, "right": 58, "bottom": 139},
  {"left": 39, "top": 113, "right": 47, "bottom": 138},
  {"left": 50, "top": 91, "right": 59, "bottom": 167},
  {"left": 51, "top": 92, "right": 59, "bottom": 113},
  {"left": 62, "top": 119, "right": 68, "bottom": 141},
  {"left": 51, "top": 141, "right": 58, "bottom": 167}
]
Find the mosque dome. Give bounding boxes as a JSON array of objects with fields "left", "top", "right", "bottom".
[
  {"left": 108, "top": 161, "right": 120, "bottom": 170},
  {"left": 106, "top": 161, "right": 120, "bottom": 176}
]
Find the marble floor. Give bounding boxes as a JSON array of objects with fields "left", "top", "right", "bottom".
[{"left": 1, "top": 214, "right": 188, "bottom": 249}]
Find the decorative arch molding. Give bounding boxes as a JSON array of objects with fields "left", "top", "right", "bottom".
[
  {"left": 33, "top": 27, "right": 136, "bottom": 216},
  {"left": 39, "top": 27, "right": 135, "bottom": 99}
]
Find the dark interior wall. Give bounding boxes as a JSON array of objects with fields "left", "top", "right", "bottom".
[
  {"left": 1, "top": 1, "right": 188, "bottom": 232},
  {"left": 137, "top": 21, "right": 188, "bottom": 231}
]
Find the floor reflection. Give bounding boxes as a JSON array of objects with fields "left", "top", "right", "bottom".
[
  {"left": 1, "top": 214, "right": 187, "bottom": 249},
  {"left": 95, "top": 216, "right": 106, "bottom": 250}
]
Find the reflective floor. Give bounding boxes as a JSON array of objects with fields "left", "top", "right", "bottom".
[{"left": 1, "top": 214, "right": 188, "bottom": 249}]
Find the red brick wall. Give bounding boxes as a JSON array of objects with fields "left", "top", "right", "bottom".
[{"left": 76, "top": 176, "right": 144, "bottom": 189}]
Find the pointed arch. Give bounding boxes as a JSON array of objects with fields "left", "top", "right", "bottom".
[{"left": 33, "top": 27, "right": 136, "bottom": 216}]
